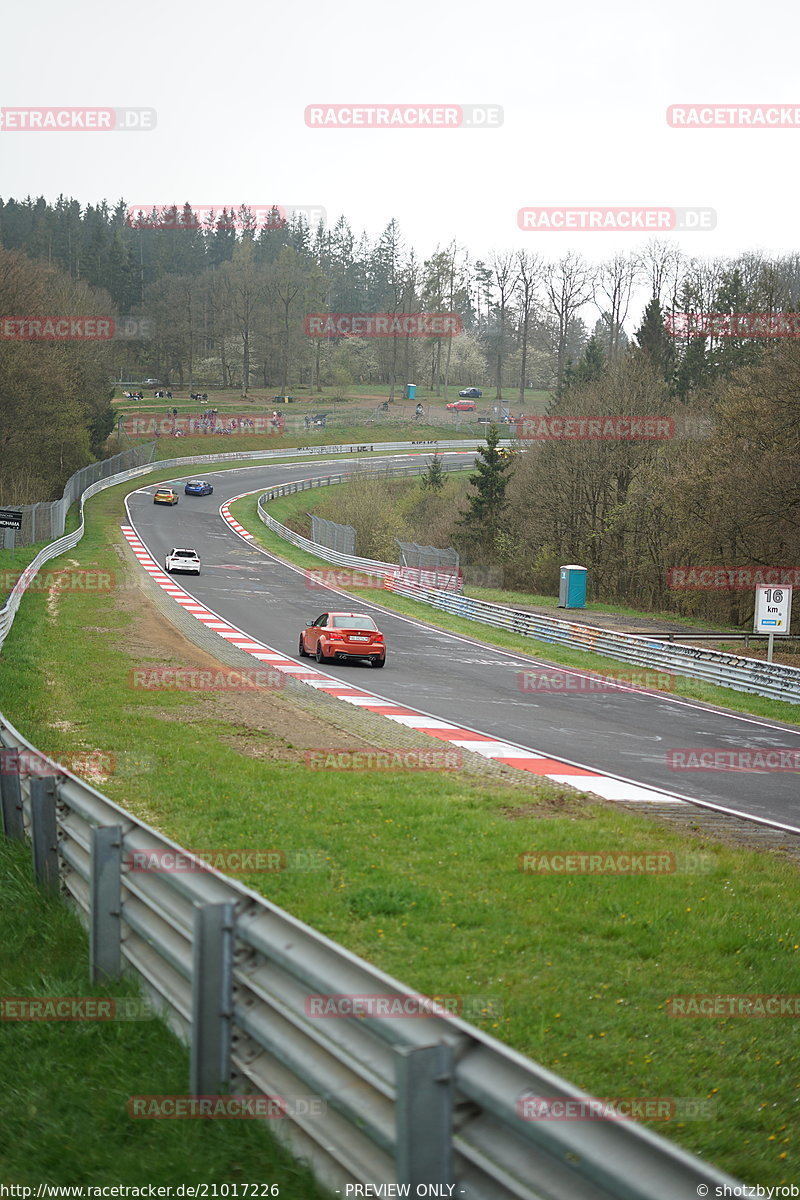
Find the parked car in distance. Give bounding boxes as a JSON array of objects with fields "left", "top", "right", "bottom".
[
  {"left": 184, "top": 479, "right": 214, "bottom": 496},
  {"left": 299, "top": 612, "right": 386, "bottom": 668},
  {"left": 153, "top": 488, "right": 179, "bottom": 505},
  {"left": 447, "top": 399, "right": 477, "bottom": 412},
  {"left": 458, "top": 387, "right": 482, "bottom": 398},
  {"left": 164, "top": 548, "right": 201, "bottom": 574},
  {"left": 143, "top": 378, "right": 161, "bottom": 386}
]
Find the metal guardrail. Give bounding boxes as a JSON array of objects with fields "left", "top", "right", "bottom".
[
  {"left": 0, "top": 712, "right": 743, "bottom": 1198},
  {"left": 0, "top": 437, "right": 749, "bottom": 1193},
  {"left": 0, "top": 463, "right": 158, "bottom": 650},
  {"left": 385, "top": 580, "right": 800, "bottom": 705},
  {"left": 6, "top": 442, "right": 158, "bottom": 546},
  {"left": 0, "top": 441, "right": 483, "bottom": 653},
  {"left": 256, "top": 460, "right": 470, "bottom": 578},
  {"left": 257, "top": 476, "right": 800, "bottom": 706}
]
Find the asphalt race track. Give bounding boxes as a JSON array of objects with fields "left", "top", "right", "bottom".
[{"left": 125, "top": 452, "right": 800, "bottom": 829}]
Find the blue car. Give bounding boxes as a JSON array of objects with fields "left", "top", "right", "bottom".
[{"left": 184, "top": 479, "right": 214, "bottom": 496}]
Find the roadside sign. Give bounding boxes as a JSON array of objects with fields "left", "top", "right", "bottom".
[
  {"left": 0, "top": 509, "right": 23, "bottom": 530},
  {"left": 754, "top": 585, "right": 792, "bottom": 663},
  {"left": 754, "top": 585, "right": 792, "bottom": 633}
]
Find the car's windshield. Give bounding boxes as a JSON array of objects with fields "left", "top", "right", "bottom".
[{"left": 330, "top": 615, "right": 377, "bottom": 630}]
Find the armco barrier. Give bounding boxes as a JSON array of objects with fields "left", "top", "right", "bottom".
[
  {"left": 0, "top": 441, "right": 484, "bottom": 652},
  {"left": 257, "top": 478, "right": 800, "bottom": 706},
  {"left": 256, "top": 459, "right": 470, "bottom": 580},
  {"left": 7, "top": 441, "right": 158, "bottom": 546},
  {"left": 0, "top": 711, "right": 742, "bottom": 1198}
]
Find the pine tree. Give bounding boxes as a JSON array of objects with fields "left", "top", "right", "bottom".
[
  {"left": 457, "top": 424, "right": 510, "bottom": 549},
  {"left": 421, "top": 451, "right": 445, "bottom": 491},
  {"left": 635, "top": 293, "right": 675, "bottom": 382}
]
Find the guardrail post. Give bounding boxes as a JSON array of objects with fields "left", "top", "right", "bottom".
[
  {"left": 190, "top": 902, "right": 235, "bottom": 1094},
  {"left": 30, "top": 776, "right": 59, "bottom": 890},
  {"left": 395, "top": 1042, "right": 454, "bottom": 1186},
  {"left": 0, "top": 748, "right": 25, "bottom": 839},
  {"left": 90, "top": 825, "right": 122, "bottom": 981}
]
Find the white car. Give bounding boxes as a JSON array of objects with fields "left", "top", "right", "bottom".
[{"left": 165, "top": 547, "right": 201, "bottom": 574}]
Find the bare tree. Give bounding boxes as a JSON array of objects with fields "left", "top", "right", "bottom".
[
  {"left": 641, "top": 239, "right": 685, "bottom": 311},
  {"left": 544, "top": 252, "right": 595, "bottom": 391},
  {"left": 489, "top": 251, "right": 519, "bottom": 401},
  {"left": 515, "top": 251, "right": 544, "bottom": 406},
  {"left": 594, "top": 251, "right": 641, "bottom": 358}
]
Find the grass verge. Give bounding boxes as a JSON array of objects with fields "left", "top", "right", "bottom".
[{"left": 0, "top": 472, "right": 797, "bottom": 1184}]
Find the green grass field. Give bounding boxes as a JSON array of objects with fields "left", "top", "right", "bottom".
[{"left": 0, "top": 466, "right": 798, "bottom": 1184}]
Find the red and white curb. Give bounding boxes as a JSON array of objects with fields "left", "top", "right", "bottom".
[{"left": 122, "top": 523, "right": 685, "bottom": 805}]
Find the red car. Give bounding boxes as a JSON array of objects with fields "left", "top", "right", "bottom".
[
  {"left": 299, "top": 612, "right": 386, "bottom": 668},
  {"left": 446, "top": 399, "right": 477, "bottom": 412}
]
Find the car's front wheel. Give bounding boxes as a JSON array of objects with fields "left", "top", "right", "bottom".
[{"left": 298, "top": 635, "right": 308, "bottom": 657}]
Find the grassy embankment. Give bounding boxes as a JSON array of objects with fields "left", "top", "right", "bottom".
[{"left": 0, "top": 463, "right": 797, "bottom": 1184}]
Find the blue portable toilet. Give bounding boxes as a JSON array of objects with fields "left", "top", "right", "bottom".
[
  {"left": 406, "top": 383, "right": 417, "bottom": 400},
  {"left": 558, "top": 564, "right": 587, "bottom": 609}
]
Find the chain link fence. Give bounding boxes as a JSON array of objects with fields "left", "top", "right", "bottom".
[
  {"left": 310, "top": 515, "right": 357, "bottom": 555},
  {"left": 8, "top": 442, "right": 157, "bottom": 547}
]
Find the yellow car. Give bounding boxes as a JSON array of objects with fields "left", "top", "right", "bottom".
[{"left": 153, "top": 488, "right": 179, "bottom": 506}]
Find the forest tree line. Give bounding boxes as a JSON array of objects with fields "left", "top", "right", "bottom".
[
  {"left": 4, "top": 196, "right": 800, "bottom": 399},
  {"left": 1, "top": 195, "right": 798, "bottom": 629}
]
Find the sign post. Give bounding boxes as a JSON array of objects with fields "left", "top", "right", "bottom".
[
  {"left": 0, "top": 510, "right": 23, "bottom": 561},
  {"left": 753, "top": 585, "right": 793, "bottom": 663}
]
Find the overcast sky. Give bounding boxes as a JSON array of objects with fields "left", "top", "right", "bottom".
[{"left": 2, "top": 0, "right": 800, "bottom": 268}]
